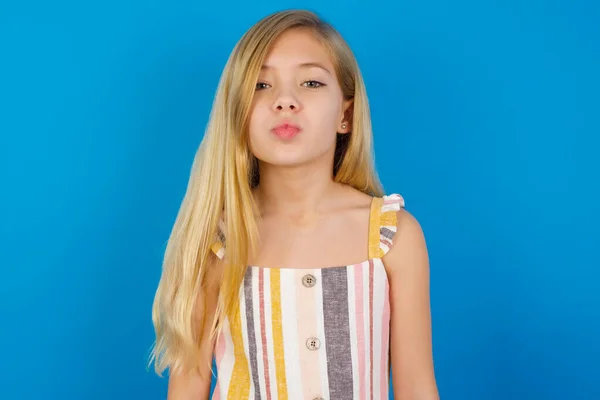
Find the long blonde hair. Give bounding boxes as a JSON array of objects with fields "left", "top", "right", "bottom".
[{"left": 149, "top": 9, "right": 384, "bottom": 377}]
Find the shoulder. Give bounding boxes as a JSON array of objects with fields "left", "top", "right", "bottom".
[
  {"left": 369, "top": 193, "right": 405, "bottom": 257},
  {"left": 205, "top": 251, "right": 225, "bottom": 289},
  {"left": 382, "top": 199, "right": 429, "bottom": 277},
  {"left": 391, "top": 208, "right": 426, "bottom": 254}
]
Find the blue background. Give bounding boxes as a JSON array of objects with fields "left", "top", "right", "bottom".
[{"left": 1, "top": 0, "right": 598, "bottom": 399}]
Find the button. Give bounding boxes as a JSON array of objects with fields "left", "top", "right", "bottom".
[
  {"left": 302, "top": 274, "right": 317, "bottom": 287},
  {"left": 313, "top": 397, "right": 324, "bottom": 400},
  {"left": 306, "top": 337, "right": 321, "bottom": 350}
]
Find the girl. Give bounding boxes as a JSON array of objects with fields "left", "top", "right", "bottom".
[{"left": 150, "top": 9, "right": 439, "bottom": 400}]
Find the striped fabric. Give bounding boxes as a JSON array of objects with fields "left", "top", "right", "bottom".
[{"left": 210, "top": 194, "right": 405, "bottom": 400}]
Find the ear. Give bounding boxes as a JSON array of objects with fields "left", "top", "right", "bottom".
[{"left": 338, "top": 98, "right": 354, "bottom": 134}]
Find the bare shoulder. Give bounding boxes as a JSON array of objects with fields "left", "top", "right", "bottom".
[
  {"left": 338, "top": 183, "right": 374, "bottom": 206},
  {"left": 323, "top": 183, "right": 375, "bottom": 223},
  {"left": 382, "top": 208, "right": 429, "bottom": 276},
  {"left": 203, "top": 251, "right": 225, "bottom": 292},
  {"left": 382, "top": 208, "right": 439, "bottom": 398},
  {"left": 193, "top": 252, "right": 224, "bottom": 326},
  {"left": 168, "top": 252, "right": 223, "bottom": 399}
]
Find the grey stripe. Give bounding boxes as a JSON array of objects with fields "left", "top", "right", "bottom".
[
  {"left": 322, "top": 266, "right": 354, "bottom": 400},
  {"left": 380, "top": 226, "right": 395, "bottom": 240},
  {"left": 244, "top": 267, "right": 261, "bottom": 400}
]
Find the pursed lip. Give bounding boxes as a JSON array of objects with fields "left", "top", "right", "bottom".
[
  {"left": 271, "top": 121, "right": 301, "bottom": 131},
  {"left": 270, "top": 121, "right": 302, "bottom": 138}
]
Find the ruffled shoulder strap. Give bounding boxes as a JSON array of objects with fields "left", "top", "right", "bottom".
[
  {"left": 368, "top": 193, "right": 406, "bottom": 259},
  {"left": 210, "top": 218, "right": 226, "bottom": 260}
]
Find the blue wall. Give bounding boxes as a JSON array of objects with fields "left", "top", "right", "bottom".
[{"left": 1, "top": 1, "right": 598, "bottom": 399}]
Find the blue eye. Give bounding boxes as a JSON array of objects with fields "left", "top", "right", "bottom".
[{"left": 302, "top": 80, "right": 325, "bottom": 88}]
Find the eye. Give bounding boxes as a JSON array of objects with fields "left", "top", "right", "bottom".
[
  {"left": 302, "top": 80, "right": 325, "bottom": 88},
  {"left": 255, "top": 82, "right": 271, "bottom": 90}
]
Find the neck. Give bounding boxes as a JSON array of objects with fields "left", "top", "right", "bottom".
[{"left": 253, "top": 161, "right": 344, "bottom": 217}]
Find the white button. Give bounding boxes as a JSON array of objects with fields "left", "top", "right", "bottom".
[
  {"left": 302, "top": 274, "right": 317, "bottom": 287},
  {"left": 306, "top": 337, "right": 321, "bottom": 350}
]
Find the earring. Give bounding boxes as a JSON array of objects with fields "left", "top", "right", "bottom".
[{"left": 341, "top": 123, "right": 347, "bottom": 129}]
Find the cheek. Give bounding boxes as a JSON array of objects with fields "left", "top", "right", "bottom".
[
  {"left": 249, "top": 96, "right": 269, "bottom": 127},
  {"left": 248, "top": 102, "right": 268, "bottom": 154},
  {"left": 307, "top": 98, "right": 342, "bottom": 129}
]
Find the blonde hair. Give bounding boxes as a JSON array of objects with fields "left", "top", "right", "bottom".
[{"left": 149, "top": 9, "right": 384, "bottom": 378}]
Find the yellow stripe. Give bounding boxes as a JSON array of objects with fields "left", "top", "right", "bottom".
[
  {"left": 227, "top": 305, "right": 250, "bottom": 399},
  {"left": 210, "top": 241, "right": 223, "bottom": 255},
  {"left": 270, "top": 268, "right": 288, "bottom": 399},
  {"left": 368, "top": 197, "right": 384, "bottom": 259},
  {"left": 380, "top": 208, "right": 398, "bottom": 229}
]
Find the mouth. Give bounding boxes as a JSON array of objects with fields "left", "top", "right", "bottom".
[{"left": 271, "top": 123, "right": 302, "bottom": 139}]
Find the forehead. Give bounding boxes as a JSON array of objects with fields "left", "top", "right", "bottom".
[{"left": 262, "top": 28, "right": 335, "bottom": 70}]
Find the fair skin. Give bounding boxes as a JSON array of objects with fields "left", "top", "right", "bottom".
[
  {"left": 167, "top": 253, "right": 223, "bottom": 399},
  {"left": 168, "top": 28, "right": 439, "bottom": 399}
]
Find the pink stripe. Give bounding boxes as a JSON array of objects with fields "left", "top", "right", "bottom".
[
  {"left": 380, "top": 280, "right": 391, "bottom": 399},
  {"left": 259, "top": 269, "right": 272, "bottom": 400},
  {"left": 369, "top": 260, "right": 375, "bottom": 400},
  {"left": 383, "top": 195, "right": 403, "bottom": 205},
  {"left": 354, "top": 263, "right": 366, "bottom": 399},
  {"left": 213, "top": 332, "right": 226, "bottom": 400}
]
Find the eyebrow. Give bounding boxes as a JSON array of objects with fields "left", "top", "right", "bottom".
[{"left": 261, "top": 62, "right": 332, "bottom": 75}]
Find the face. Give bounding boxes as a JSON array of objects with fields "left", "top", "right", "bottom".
[{"left": 247, "top": 28, "right": 352, "bottom": 169}]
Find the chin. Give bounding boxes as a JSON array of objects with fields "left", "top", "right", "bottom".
[{"left": 255, "top": 152, "right": 315, "bottom": 169}]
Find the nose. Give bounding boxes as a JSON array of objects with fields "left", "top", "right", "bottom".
[{"left": 271, "top": 89, "right": 301, "bottom": 113}]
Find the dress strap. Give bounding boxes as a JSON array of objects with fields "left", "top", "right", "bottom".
[
  {"left": 367, "top": 193, "right": 406, "bottom": 259},
  {"left": 210, "top": 218, "right": 226, "bottom": 260}
]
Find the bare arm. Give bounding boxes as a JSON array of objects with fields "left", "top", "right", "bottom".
[
  {"left": 383, "top": 209, "right": 440, "bottom": 400},
  {"left": 167, "top": 254, "right": 223, "bottom": 400}
]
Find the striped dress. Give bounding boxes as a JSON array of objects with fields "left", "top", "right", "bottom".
[{"left": 210, "top": 194, "right": 405, "bottom": 400}]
